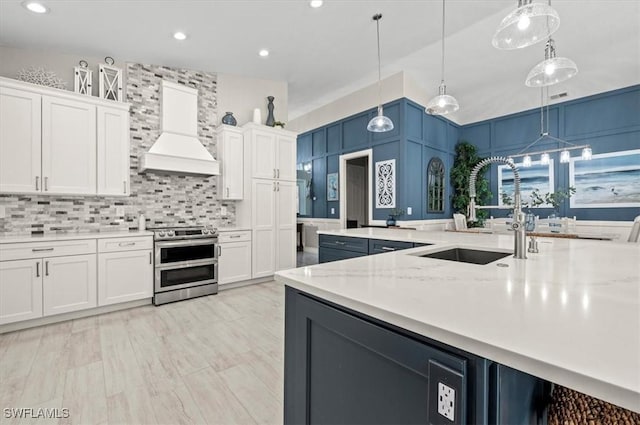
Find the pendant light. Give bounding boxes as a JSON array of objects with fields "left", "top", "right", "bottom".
[
  {"left": 525, "top": 38, "right": 578, "bottom": 87},
  {"left": 492, "top": 0, "right": 560, "bottom": 50},
  {"left": 426, "top": 0, "right": 459, "bottom": 116},
  {"left": 367, "top": 14, "right": 394, "bottom": 133}
]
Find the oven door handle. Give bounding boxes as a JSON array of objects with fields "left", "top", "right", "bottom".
[
  {"left": 155, "top": 258, "right": 217, "bottom": 271},
  {"left": 154, "top": 238, "right": 218, "bottom": 248}
]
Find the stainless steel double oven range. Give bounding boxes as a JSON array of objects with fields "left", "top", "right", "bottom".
[{"left": 150, "top": 226, "right": 219, "bottom": 305}]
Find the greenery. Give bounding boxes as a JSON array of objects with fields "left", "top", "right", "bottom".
[
  {"left": 501, "top": 187, "right": 576, "bottom": 211},
  {"left": 273, "top": 121, "right": 286, "bottom": 128},
  {"left": 450, "top": 141, "right": 491, "bottom": 227}
]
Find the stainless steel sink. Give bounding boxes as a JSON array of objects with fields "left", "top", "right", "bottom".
[{"left": 419, "top": 248, "right": 511, "bottom": 265}]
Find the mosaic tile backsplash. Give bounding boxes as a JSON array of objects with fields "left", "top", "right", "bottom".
[{"left": 0, "top": 63, "right": 236, "bottom": 236}]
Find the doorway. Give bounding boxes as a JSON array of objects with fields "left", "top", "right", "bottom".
[{"left": 339, "top": 149, "right": 373, "bottom": 229}]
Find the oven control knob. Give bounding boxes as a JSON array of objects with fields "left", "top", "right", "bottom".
[
  {"left": 168, "top": 231, "right": 175, "bottom": 237},
  {"left": 158, "top": 231, "right": 166, "bottom": 237},
  {"left": 203, "top": 229, "right": 210, "bottom": 235}
]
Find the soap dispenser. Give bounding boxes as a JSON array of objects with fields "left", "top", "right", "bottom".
[{"left": 138, "top": 214, "right": 146, "bottom": 231}]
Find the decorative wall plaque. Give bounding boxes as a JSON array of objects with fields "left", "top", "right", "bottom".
[{"left": 375, "top": 159, "right": 395, "bottom": 208}]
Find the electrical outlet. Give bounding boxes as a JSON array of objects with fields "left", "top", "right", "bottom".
[
  {"left": 438, "top": 382, "right": 455, "bottom": 421},
  {"left": 330, "top": 208, "right": 335, "bottom": 215},
  {"left": 115, "top": 206, "right": 125, "bottom": 216},
  {"left": 407, "top": 207, "right": 412, "bottom": 215},
  {"left": 0, "top": 206, "right": 5, "bottom": 219},
  {"left": 221, "top": 206, "right": 228, "bottom": 216}
]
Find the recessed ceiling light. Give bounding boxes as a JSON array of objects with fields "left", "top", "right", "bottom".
[
  {"left": 173, "top": 32, "right": 187, "bottom": 41},
  {"left": 259, "top": 49, "right": 269, "bottom": 57},
  {"left": 23, "top": 1, "right": 48, "bottom": 14},
  {"left": 309, "top": 0, "right": 323, "bottom": 8}
]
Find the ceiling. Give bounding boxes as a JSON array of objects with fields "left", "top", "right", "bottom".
[{"left": 1, "top": 1, "right": 638, "bottom": 125}]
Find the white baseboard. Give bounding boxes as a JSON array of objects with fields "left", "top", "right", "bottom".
[
  {"left": 0, "top": 298, "right": 152, "bottom": 334},
  {"left": 219, "top": 276, "right": 274, "bottom": 290},
  {"left": 303, "top": 247, "right": 318, "bottom": 254}
]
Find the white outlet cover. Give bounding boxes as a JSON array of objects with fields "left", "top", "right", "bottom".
[
  {"left": 438, "top": 382, "right": 455, "bottom": 421},
  {"left": 0, "top": 206, "right": 5, "bottom": 219},
  {"left": 116, "top": 206, "right": 125, "bottom": 216},
  {"left": 407, "top": 207, "right": 412, "bottom": 215},
  {"left": 221, "top": 206, "right": 228, "bottom": 215},
  {"left": 331, "top": 208, "right": 335, "bottom": 214}
]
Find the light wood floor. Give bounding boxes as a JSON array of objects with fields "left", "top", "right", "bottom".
[{"left": 0, "top": 282, "right": 285, "bottom": 425}]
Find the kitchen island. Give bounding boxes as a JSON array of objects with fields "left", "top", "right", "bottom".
[{"left": 275, "top": 228, "right": 640, "bottom": 424}]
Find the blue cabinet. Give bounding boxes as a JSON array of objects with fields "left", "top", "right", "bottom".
[
  {"left": 284, "top": 287, "right": 551, "bottom": 425},
  {"left": 368, "top": 238, "right": 414, "bottom": 255},
  {"left": 319, "top": 234, "right": 431, "bottom": 263}
]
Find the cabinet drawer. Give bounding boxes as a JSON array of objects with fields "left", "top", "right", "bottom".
[
  {"left": 368, "top": 239, "right": 414, "bottom": 255},
  {"left": 218, "top": 231, "right": 251, "bottom": 243},
  {"left": 319, "top": 247, "right": 368, "bottom": 264},
  {"left": 98, "top": 236, "right": 153, "bottom": 253},
  {"left": 319, "top": 234, "right": 368, "bottom": 254},
  {"left": 0, "top": 239, "right": 96, "bottom": 261}
]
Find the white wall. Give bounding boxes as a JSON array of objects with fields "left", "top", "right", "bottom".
[
  {"left": 217, "top": 73, "right": 288, "bottom": 127},
  {"left": 288, "top": 71, "right": 406, "bottom": 134}
]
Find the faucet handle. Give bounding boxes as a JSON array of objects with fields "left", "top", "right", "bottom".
[
  {"left": 467, "top": 198, "right": 477, "bottom": 222},
  {"left": 528, "top": 236, "right": 539, "bottom": 253}
]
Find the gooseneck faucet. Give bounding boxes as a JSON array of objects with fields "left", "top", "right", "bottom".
[{"left": 468, "top": 156, "right": 527, "bottom": 259}]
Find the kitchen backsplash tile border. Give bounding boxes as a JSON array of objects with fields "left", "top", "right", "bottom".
[{"left": 0, "top": 63, "right": 236, "bottom": 236}]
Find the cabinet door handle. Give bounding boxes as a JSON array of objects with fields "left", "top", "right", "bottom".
[
  {"left": 218, "top": 245, "right": 222, "bottom": 257},
  {"left": 277, "top": 182, "right": 280, "bottom": 192},
  {"left": 277, "top": 169, "right": 280, "bottom": 179},
  {"left": 32, "top": 248, "right": 54, "bottom": 252},
  {"left": 230, "top": 235, "right": 241, "bottom": 238},
  {"left": 119, "top": 242, "right": 136, "bottom": 247},
  {"left": 381, "top": 247, "right": 396, "bottom": 251},
  {"left": 45, "top": 261, "right": 49, "bottom": 276},
  {"left": 273, "top": 182, "right": 276, "bottom": 192},
  {"left": 35, "top": 176, "right": 40, "bottom": 191},
  {"left": 44, "top": 177, "right": 49, "bottom": 191},
  {"left": 36, "top": 261, "right": 40, "bottom": 278},
  {"left": 226, "top": 187, "right": 229, "bottom": 197},
  {"left": 149, "top": 252, "right": 152, "bottom": 264},
  {"left": 123, "top": 181, "right": 127, "bottom": 194},
  {"left": 335, "top": 241, "right": 345, "bottom": 245}
]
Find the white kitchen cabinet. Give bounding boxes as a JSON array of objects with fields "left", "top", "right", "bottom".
[
  {"left": 98, "top": 249, "right": 153, "bottom": 305},
  {"left": 0, "top": 86, "right": 41, "bottom": 194},
  {"left": 216, "top": 125, "right": 244, "bottom": 200},
  {"left": 42, "top": 95, "right": 97, "bottom": 194},
  {"left": 0, "top": 259, "right": 43, "bottom": 325},
  {"left": 251, "top": 179, "right": 296, "bottom": 277},
  {"left": 245, "top": 124, "right": 297, "bottom": 181},
  {"left": 42, "top": 254, "right": 97, "bottom": 316},
  {"left": 0, "top": 77, "right": 130, "bottom": 196},
  {"left": 97, "top": 106, "right": 130, "bottom": 196},
  {"left": 218, "top": 231, "right": 252, "bottom": 285}
]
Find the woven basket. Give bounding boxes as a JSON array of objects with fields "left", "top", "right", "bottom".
[{"left": 548, "top": 385, "right": 640, "bottom": 425}]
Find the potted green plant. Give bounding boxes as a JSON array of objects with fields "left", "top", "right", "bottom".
[
  {"left": 450, "top": 141, "right": 491, "bottom": 227},
  {"left": 386, "top": 208, "right": 405, "bottom": 227},
  {"left": 273, "top": 121, "right": 286, "bottom": 129}
]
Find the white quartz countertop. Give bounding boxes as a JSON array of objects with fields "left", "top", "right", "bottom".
[
  {"left": 276, "top": 228, "right": 640, "bottom": 412},
  {"left": 217, "top": 227, "right": 251, "bottom": 232},
  {"left": 0, "top": 230, "right": 153, "bottom": 244}
]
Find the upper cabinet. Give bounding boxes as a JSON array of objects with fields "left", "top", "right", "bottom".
[
  {"left": 216, "top": 125, "right": 244, "bottom": 200},
  {"left": 245, "top": 123, "right": 297, "bottom": 181},
  {"left": 0, "top": 77, "right": 130, "bottom": 196}
]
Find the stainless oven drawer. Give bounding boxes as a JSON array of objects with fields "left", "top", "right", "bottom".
[
  {"left": 155, "top": 238, "right": 218, "bottom": 266},
  {"left": 154, "top": 260, "right": 218, "bottom": 293}
]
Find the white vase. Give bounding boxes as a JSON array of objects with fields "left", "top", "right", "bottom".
[{"left": 252, "top": 108, "right": 261, "bottom": 124}]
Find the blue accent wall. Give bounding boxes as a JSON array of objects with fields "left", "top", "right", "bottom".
[
  {"left": 297, "top": 85, "right": 640, "bottom": 222},
  {"left": 461, "top": 85, "right": 640, "bottom": 221}
]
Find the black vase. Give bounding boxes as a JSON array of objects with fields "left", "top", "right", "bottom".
[
  {"left": 266, "top": 96, "right": 275, "bottom": 127},
  {"left": 386, "top": 215, "right": 396, "bottom": 227},
  {"left": 221, "top": 112, "right": 237, "bottom": 126}
]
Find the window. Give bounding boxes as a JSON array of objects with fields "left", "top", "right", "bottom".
[{"left": 427, "top": 157, "right": 445, "bottom": 213}]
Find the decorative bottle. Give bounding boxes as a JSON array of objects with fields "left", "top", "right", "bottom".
[{"left": 266, "top": 96, "right": 275, "bottom": 126}]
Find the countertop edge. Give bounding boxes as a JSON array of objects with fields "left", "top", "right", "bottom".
[
  {"left": 0, "top": 231, "right": 154, "bottom": 244},
  {"left": 275, "top": 273, "right": 640, "bottom": 413}
]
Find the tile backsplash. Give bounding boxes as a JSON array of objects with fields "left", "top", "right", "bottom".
[{"left": 0, "top": 63, "right": 235, "bottom": 236}]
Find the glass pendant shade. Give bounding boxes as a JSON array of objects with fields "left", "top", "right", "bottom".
[
  {"left": 426, "top": 84, "right": 459, "bottom": 115},
  {"left": 540, "top": 152, "right": 550, "bottom": 165},
  {"left": 525, "top": 40, "right": 578, "bottom": 87},
  {"left": 581, "top": 147, "right": 592, "bottom": 160},
  {"left": 492, "top": 0, "right": 560, "bottom": 50},
  {"left": 367, "top": 106, "right": 394, "bottom": 132},
  {"left": 560, "top": 149, "right": 571, "bottom": 163}
]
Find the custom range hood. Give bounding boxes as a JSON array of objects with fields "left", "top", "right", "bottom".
[{"left": 139, "top": 80, "right": 219, "bottom": 176}]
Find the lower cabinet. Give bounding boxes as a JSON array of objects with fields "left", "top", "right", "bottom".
[
  {"left": 43, "top": 254, "right": 97, "bottom": 316},
  {"left": 284, "top": 287, "right": 551, "bottom": 425},
  {"left": 0, "top": 259, "right": 42, "bottom": 325},
  {"left": 219, "top": 231, "right": 252, "bottom": 285},
  {"left": 319, "top": 234, "right": 431, "bottom": 263},
  {"left": 98, "top": 249, "right": 153, "bottom": 305}
]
